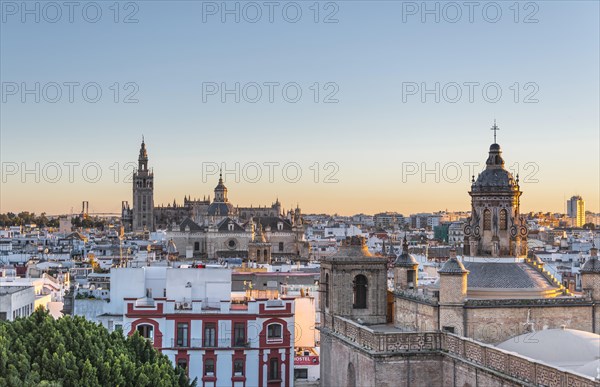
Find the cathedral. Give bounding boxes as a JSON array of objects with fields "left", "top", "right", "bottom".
[
  {"left": 121, "top": 139, "right": 310, "bottom": 261},
  {"left": 319, "top": 129, "right": 600, "bottom": 386}
]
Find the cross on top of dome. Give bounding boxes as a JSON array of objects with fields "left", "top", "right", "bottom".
[{"left": 491, "top": 120, "right": 500, "bottom": 144}]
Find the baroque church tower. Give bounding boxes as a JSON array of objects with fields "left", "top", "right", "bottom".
[
  {"left": 463, "top": 123, "right": 528, "bottom": 258},
  {"left": 132, "top": 138, "right": 154, "bottom": 232}
]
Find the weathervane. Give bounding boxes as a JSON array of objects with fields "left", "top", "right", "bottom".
[{"left": 491, "top": 120, "right": 500, "bottom": 143}]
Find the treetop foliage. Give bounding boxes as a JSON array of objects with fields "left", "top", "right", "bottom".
[{"left": 0, "top": 309, "right": 195, "bottom": 387}]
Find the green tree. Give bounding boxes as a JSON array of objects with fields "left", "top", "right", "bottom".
[{"left": 0, "top": 309, "right": 194, "bottom": 387}]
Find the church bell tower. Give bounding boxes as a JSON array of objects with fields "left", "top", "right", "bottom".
[
  {"left": 463, "top": 122, "right": 528, "bottom": 257},
  {"left": 132, "top": 137, "right": 154, "bottom": 232}
]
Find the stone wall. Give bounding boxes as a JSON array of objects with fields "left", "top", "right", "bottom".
[
  {"left": 319, "top": 315, "right": 599, "bottom": 387},
  {"left": 464, "top": 301, "right": 596, "bottom": 343},
  {"left": 439, "top": 274, "right": 467, "bottom": 304},
  {"left": 394, "top": 295, "right": 438, "bottom": 331},
  {"left": 442, "top": 334, "right": 597, "bottom": 387},
  {"left": 395, "top": 293, "right": 599, "bottom": 344}
]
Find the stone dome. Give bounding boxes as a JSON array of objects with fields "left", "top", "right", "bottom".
[
  {"left": 577, "top": 359, "right": 600, "bottom": 379},
  {"left": 581, "top": 247, "right": 600, "bottom": 273},
  {"left": 325, "top": 236, "right": 386, "bottom": 264},
  {"left": 496, "top": 328, "right": 600, "bottom": 371},
  {"left": 582, "top": 257, "right": 600, "bottom": 273},
  {"left": 207, "top": 202, "right": 235, "bottom": 216},
  {"left": 438, "top": 257, "right": 468, "bottom": 274},
  {"left": 394, "top": 238, "right": 418, "bottom": 267},
  {"left": 471, "top": 143, "right": 519, "bottom": 193}
]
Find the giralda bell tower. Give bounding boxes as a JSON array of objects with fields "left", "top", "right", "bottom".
[{"left": 132, "top": 137, "right": 154, "bottom": 232}]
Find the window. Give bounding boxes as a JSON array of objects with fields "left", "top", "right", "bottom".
[
  {"left": 203, "top": 323, "right": 216, "bottom": 347},
  {"left": 177, "top": 358, "right": 187, "bottom": 370},
  {"left": 500, "top": 209, "right": 507, "bottom": 230},
  {"left": 483, "top": 209, "right": 491, "bottom": 231},
  {"left": 137, "top": 324, "right": 154, "bottom": 339},
  {"left": 267, "top": 323, "right": 283, "bottom": 342},
  {"left": 407, "top": 270, "right": 415, "bottom": 287},
  {"left": 269, "top": 358, "right": 280, "bottom": 381},
  {"left": 279, "top": 242, "right": 284, "bottom": 252},
  {"left": 204, "top": 358, "right": 215, "bottom": 376},
  {"left": 177, "top": 322, "right": 189, "bottom": 347},
  {"left": 264, "top": 249, "right": 268, "bottom": 259},
  {"left": 194, "top": 242, "right": 200, "bottom": 251},
  {"left": 257, "top": 249, "right": 261, "bottom": 259},
  {"left": 294, "top": 368, "right": 308, "bottom": 379},
  {"left": 234, "top": 322, "right": 246, "bottom": 346},
  {"left": 233, "top": 359, "right": 244, "bottom": 376},
  {"left": 353, "top": 275, "right": 367, "bottom": 309},
  {"left": 443, "top": 326, "right": 455, "bottom": 334}
]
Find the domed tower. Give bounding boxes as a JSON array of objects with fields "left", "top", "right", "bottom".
[
  {"left": 394, "top": 237, "right": 419, "bottom": 290},
  {"left": 581, "top": 244, "right": 600, "bottom": 299},
  {"left": 214, "top": 171, "right": 228, "bottom": 203},
  {"left": 463, "top": 123, "right": 528, "bottom": 257},
  {"left": 438, "top": 247, "right": 469, "bottom": 334},
  {"left": 207, "top": 171, "right": 235, "bottom": 218}
]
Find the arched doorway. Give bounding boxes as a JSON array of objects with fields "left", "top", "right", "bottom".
[{"left": 347, "top": 362, "right": 356, "bottom": 387}]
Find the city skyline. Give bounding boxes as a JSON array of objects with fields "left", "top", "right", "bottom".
[
  {"left": 1, "top": 2, "right": 598, "bottom": 216},
  {"left": 0, "top": 131, "right": 598, "bottom": 217}
]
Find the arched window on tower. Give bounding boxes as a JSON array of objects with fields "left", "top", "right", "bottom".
[
  {"left": 500, "top": 209, "right": 508, "bottom": 230},
  {"left": 483, "top": 209, "right": 491, "bottom": 231},
  {"left": 353, "top": 275, "right": 367, "bottom": 309}
]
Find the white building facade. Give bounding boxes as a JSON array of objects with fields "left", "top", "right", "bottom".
[{"left": 91, "top": 267, "right": 296, "bottom": 387}]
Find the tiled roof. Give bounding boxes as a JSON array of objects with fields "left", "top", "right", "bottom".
[
  {"left": 256, "top": 217, "right": 292, "bottom": 231},
  {"left": 581, "top": 257, "right": 600, "bottom": 273},
  {"left": 217, "top": 218, "right": 245, "bottom": 232},
  {"left": 463, "top": 262, "right": 555, "bottom": 289},
  {"left": 179, "top": 218, "right": 203, "bottom": 232}
]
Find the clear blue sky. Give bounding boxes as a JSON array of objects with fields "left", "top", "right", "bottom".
[{"left": 1, "top": 1, "right": 598, "bottom": 215}]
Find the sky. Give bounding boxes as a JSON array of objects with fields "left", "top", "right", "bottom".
[{"left": 0, "top": 0, "right": 598, "bottom": 216}]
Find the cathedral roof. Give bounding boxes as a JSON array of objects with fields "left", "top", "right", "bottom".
[
  {"left": 255, "top": 217, "right": 293, "bottom": 231},
  {"left": 207, "top": 202, "right": 235, "bottom": 216},
  {"left": 438, "top": 257, "right": 468, "bottom": 274},
  {"left": 217, "top": 217, "right": 245, "bottom": 232},
  {"left": 179, "top": 218, "right": 203, "bottom": 232}
]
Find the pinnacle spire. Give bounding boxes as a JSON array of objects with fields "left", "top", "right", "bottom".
[{"left": 491, "top": 120, "right": 500, "bottom": 144}]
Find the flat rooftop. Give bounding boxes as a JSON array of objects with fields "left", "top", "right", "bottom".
[{"left": 0, "top": 285, "right": 32, "bottom": 295}]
